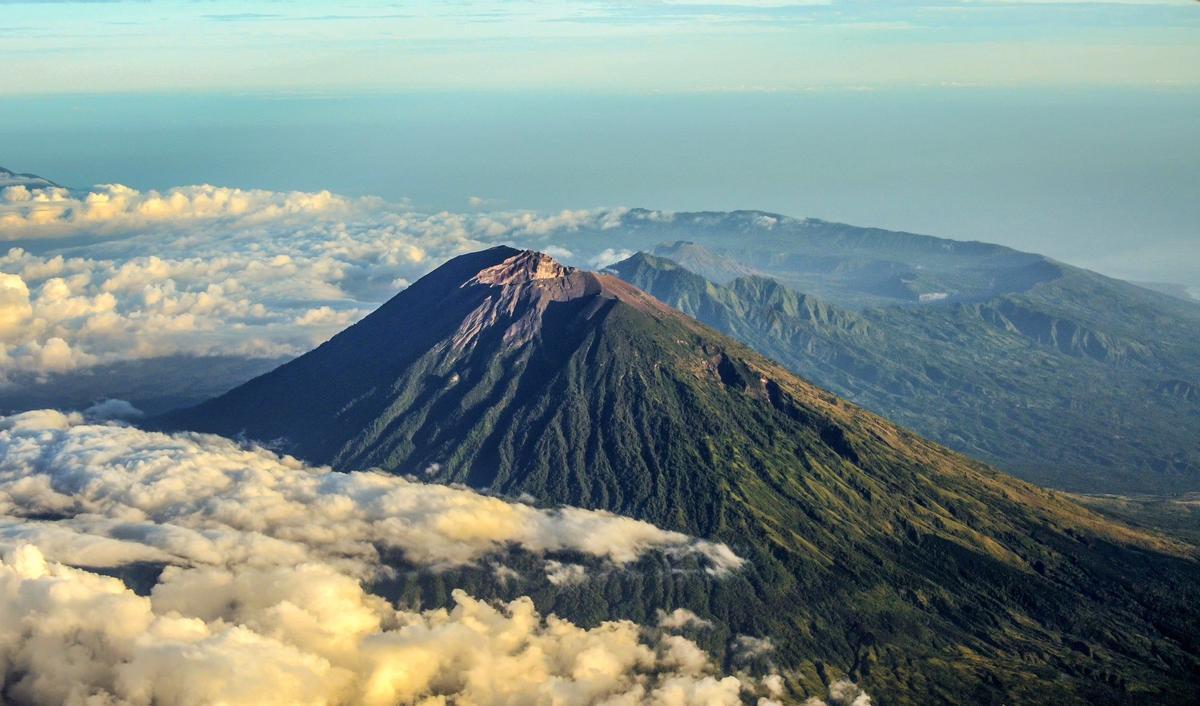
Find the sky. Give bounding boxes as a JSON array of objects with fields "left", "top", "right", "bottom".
[
  {"left": 2, "top": 0, "right": 1199, "bottom": 93},
  {"left": 0, "top": 0, "right": 1198, "bottom": 287}
]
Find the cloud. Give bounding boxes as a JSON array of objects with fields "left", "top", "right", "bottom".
[
  {"left": 468, "top": 195, "right": 506, "bottom": 210},
  {"left": 0, "top": 410, "right": 742, "bottom": 575},
  {"left": 0, "top": 545, "right": 767, "bottom": 706},
  {"left": 591, "top": 247, "right": 635, "bottom": 269},
  {"left": 0, "top": 182, "right": 639, "bottom": 379},
  {"left": 83, "top": 398, "right": 144, "bottom": 420},
  {"left": 0, "top": 272, "right": 32, "bottom": 337},
  {"left": 657, "top": 608, "right": 714, "bottom": 630},
  {"left": 0, "top": 410, "right": 769, "bottom": 705},
  {"left": 544, "top": 559, "right": 589, "bottom": 585},
  {"left": 0, "top": 183, "right": 357, "bottom": 239},
  {"left": 732, "top": 634, "right": 776, "bottom": 666},
  {"left": 802, "top": 680, "right": 873, "bottom": 706}
]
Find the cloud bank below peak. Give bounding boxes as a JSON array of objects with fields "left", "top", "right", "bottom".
[
  {"left": 0, "top": 182, "right": 360, "bottom": 238},
  {"left": 0, "top": 410, "right": 741, "bottom": 576},
  {"left": 1, "top": 546, "right": 768, "bottom": 706},
  {"left": 0, "top": 180, "right": 642, "bottom": 379},
  {"left": 0, "top": 409, "right": 780, "bottom": 705}
]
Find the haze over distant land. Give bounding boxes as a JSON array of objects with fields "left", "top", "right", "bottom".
[
  {"left": 2, "top": 88, "right": 1197, "bottom": 290},
  {"left": 2, "top": 0, "right": 1198, "bottom": 290}
]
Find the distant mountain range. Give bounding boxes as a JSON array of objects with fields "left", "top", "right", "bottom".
[
  {"left": 560, "top": 209, "right": 1071, "bottom": 309},
  {"left": 0, "top": 166, "right": 58, "bottom": 189},
  {"left": 608, "top": 242, "right": 1200, "bottom": 494},
  {"left": 157, "top": 247, "right": 1200, "bottom": 705}
]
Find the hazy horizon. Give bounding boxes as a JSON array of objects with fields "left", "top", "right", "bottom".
[
  {"left": 5, "top": 0, "right": 1197, "bottom": 289},
  {"left": 4, "top": 87, "right": 1198, "bottom": 289}
]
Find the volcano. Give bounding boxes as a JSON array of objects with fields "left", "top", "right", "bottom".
[{"left": 159, "top": 246, "right": 1200, "bottom": 704}]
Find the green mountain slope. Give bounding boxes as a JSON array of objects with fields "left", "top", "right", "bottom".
[
  {"left": 610, "top": 250, "right": 1200, "bottom": 493},
  {"left": 157, "top": 247, "right": 1200, "bottom": 704}
]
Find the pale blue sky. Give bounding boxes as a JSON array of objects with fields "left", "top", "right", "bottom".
[{"left": 1, "top": 0, "right": 1198, "bottom": 93}]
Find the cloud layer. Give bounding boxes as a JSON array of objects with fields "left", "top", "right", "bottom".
[
  {"left": 0, "top": 410, "right": 740, "bottom": 576},
  {"left": 2, "top": 546, "right": 765, "bottom": 706},
  {"left": 0, "top": 182, "right": 638, "bottom": 379},
  {"left": 0, "top": 183, "right": 355, "bottom": 237},
  {"left": 0, "top": 410, "right": 777, "bottom": 706}
]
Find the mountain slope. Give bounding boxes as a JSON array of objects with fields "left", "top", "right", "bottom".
[
  {"left": 650, "top": 240, "right": 766, "bottom": 284},
  {"left": 158, "top": 247, "right": 1200, "bottom": 704},
  {"left": 609, "top": 249, "right": 1200, "bottom": 493}
]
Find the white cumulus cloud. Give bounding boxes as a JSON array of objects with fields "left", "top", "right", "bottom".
[
  {"left": 0, "top": 410, "right": 742, "bottom": 576},
  {"left": 1, "top": 545, "right": 762, "bottom": 706},
  {"left": 0, "top": 183, "right": 358, "bottom": 239},
  {"left": 0, "top": 182, "right": 641, "bottom": 380},
  {"left": 0, "top": 410, "right": 771, "bottom": 705}
]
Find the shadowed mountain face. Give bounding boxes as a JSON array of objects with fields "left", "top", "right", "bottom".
[
  {"left": 158, "top": 247, "right": 1200, "bottom": 705},
  {"left": 610, "top": 247, "right": 1200, "bottom": 494}
]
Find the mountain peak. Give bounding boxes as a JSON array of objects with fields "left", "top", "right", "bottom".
[
  {"left": 156, "top": 246, "right": 1200, "bottom": 703},
  {"left": 469, "top": 249, "right": 574, "bottom": 287}
]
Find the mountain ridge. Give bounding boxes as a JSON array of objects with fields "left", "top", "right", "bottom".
[
  {"left": 610, "top": 247, "right": 1200, "bottom": 493},
  {"left": 156, "top": 247, "right": 1200, "bottom": 704}
]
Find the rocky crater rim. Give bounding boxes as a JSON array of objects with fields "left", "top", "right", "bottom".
[{"left": 469, "top": 250, "right": 576, "bottom": 287}]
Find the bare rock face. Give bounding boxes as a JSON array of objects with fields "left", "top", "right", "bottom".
[
  {"left": 455, "top": 250, "right": 596, "bottom": 350},
  {"left": 451, "top": 249, "right": 679, "bottom": 351},
  {"left": 469, "top": 250, "right": 574, "bottom": 287}
]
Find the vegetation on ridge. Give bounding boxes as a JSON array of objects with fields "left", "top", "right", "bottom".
[
  {"left": 157, "top": 247, "right": 1200, "bottom": 705},
  {"left": 610, "top": 249, "right": 1200, "bottom": 493}
]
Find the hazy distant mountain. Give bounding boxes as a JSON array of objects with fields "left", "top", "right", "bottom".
[
  {"left": 0, "top": 166, "right": 58, "bottom": 189},
  {"left": 649, "top": 240, "right": 766, "bottom": 284},
  {"left": 610, "top": 247, "right": 1200, "bottom": 494},
  {"left": 1134, "top": 280, "right": 1200, "bottom": 303},
  {"left": 556, "top": 210, "right": 1064, "bottom": 308},
  {"left": 159, "top": 247, "right": 1200, "bottom": 704}
]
